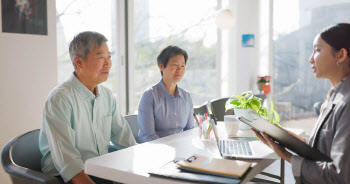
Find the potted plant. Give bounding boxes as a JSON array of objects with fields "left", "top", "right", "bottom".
[
  {"left": 257, "top": 76, "right": 271, "bottom": 94},
  {"left": 225, "top": 91, "right": 281, "bottom": 128}
]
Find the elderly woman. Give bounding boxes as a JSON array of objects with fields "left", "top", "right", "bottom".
[
  {"left": 138, "top": 46, "right": 194, "bottom": 143},
  {"left": 255, "top": 23, "right": 350, "bottom": 183}
]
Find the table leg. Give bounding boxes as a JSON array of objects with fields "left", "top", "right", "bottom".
[{"left": 280, "top": 159, "right": 285, "bottom": 184}]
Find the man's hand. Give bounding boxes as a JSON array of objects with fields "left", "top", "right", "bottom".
[
  {"left": 252, "top": 129, "right": 293, "bottom": 163},
  {"left": 70, "top": 171, "right": 95, "bottom": 184}
]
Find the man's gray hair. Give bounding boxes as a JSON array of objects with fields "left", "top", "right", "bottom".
[{"left": 69, "top": 31, "right": 108, "bottom": 69}]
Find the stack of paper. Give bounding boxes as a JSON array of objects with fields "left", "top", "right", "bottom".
[{"left": 176, "top": 154, "right": 251, "bottom": 178}]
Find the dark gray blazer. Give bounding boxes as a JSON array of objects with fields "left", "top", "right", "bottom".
[{"left": 292, "top": 76, "right": 350, "bottom": 184}]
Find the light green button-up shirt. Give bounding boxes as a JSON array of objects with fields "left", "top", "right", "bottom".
[{"left": 39, "top": 73, "right": 136, "bottom": 182}]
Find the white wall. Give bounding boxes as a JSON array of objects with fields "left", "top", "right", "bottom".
[
  {"left": 224, "top": 0, "right": 260, "bottom": 96},
  {"left": 0, "top": 1, "right": 57, "bottom": 183},
  {"left": 235, "top": 0, "right": 260, "bottom": 94},
  {"left": 221, "top": 0, "right": 263, "bottom": 96}
]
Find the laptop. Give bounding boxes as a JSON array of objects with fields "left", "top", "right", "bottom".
[
  {"left": 205, "top": 101, "right": 277, "bottom": 159},
  {"left": 236, "top": 109, "right": 332, "bottom": 161}
]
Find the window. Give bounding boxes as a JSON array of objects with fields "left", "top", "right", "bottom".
[
  {"left": 273, "top": 0, "right": 350, "bottom": 119},
  {"left": 56, "top": 0, "right": 221, "bottom": 114},
  {"left": 56, "top": 0, "right": 120, "bottom": 95},
  {"left": 129, "top": 0, "right": 218, "bottom": 113}
]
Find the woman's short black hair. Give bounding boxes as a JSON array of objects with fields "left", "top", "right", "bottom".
[
  {"left": 157, "top": 45, "right": 188, "bottom": 76},
  {"left": 320, "top": 23, "right": 350, "bottom": 60}
]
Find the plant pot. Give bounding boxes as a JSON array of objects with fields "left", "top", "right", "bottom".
[
  {"left": 263, "top": 84, "right": 270, "bottom": 94},
  {"left": 233, "top": 109, "right": 256, "bottom": 129},
  {"left": 257, "top": 82, "right": 264, "bottom": 93}
]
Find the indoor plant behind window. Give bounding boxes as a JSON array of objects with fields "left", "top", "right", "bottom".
[
  {"left": 257, "top": 76, "right": 271, "bottom": 94},
  {"left": 225, "top": 91, "right": 281, "bottom": 128}
]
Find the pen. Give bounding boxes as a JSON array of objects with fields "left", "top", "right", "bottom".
[{"left": 193, "top": 113, "right": 200, "bottom": 126}]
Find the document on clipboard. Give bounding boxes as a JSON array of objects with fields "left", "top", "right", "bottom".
[
  {"left": 149, "top": 159, "right": 243, "bottom": 184},
  {"left": 176, "top": 154, "right": 251, "bottom": 178},
  {"left": 236, "top": 109, "right": 332, "bottom": 162}
]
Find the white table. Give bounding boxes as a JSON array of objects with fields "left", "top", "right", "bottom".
[{"left": 85, "top": 124, "right": 304, "bottom": 184}]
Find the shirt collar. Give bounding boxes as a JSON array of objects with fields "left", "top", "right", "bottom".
[
  {"left": 328, "top": 75, "right": 350, "bottom": 101},
  {"left": 158, "top": 79, "right": 182, "bottom": 98},
  {"left": 69, "top": 72, "right": 100, "bottom": 100}
]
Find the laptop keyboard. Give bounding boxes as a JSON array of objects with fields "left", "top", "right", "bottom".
[{"left": 220, "top": 140, "right": 253, "bottom": 156}]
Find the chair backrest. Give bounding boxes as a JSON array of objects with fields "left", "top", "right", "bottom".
[
  {"left": 211, "top": 97, "right": 234, "bottom": 121},
  {"left": 8, "top": 130, "right": 42, "bottom": 172},
  {"left": 313, "top": 101, "right": 323, "bottom": 116},
  {"left": 125, "top": 115, "right": 140, "bottom": 143},
  {"left": 193, "top": 103, "right": 207, "bottom": 115},
  {"left": 1, "top": 129, "right": 60, "bottom": 184}
]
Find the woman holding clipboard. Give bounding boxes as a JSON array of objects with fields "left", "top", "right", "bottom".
[{"left": 255, "top": 23, "right": 350, "bottom": 184}]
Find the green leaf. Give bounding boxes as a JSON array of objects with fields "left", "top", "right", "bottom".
[
  {"left": 230, "top": 99, "right": 241, "bottom": 106},
  {"left": 225, "top": 103, "right": 236, "bottom": 111},
  {"left": 254, "top": 96, "right": 262, "bottom": 102},
  {"left": 241, "top": 91, "right": 253, "bottom": 99},
  {"left": 226, "top": 99, "right": 238, "bottom": 111},
  {"left": 258, "top": 107, "right": 269, "bottom": 118},
  {"left": 273, "top": 110, "right": 280, "bottom": 124},
  {"left": 228, "top": 92, "right": 283, "bottom": 127},
  {"left": 254, "top": 99, "right": 262, "bottom": 109},
  {"left": 235, "top": 95, "right": 244, "bottom": 101},
  {"left": 248, "top": 99, "right": 261, "bottom": 113},
  {"left": 269, "top": 100, "right": 275, "bottom": 114}
]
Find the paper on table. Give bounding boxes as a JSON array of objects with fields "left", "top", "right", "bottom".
[
  {"left": 176, "top": 154, "right": 251, "bottom": 178},
  {"left": 149, "top": 160, "right": 241, "bottom": 184}
]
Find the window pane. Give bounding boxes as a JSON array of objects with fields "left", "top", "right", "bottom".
[
  {"left": 273, "top": 1, "right": 350, "bottom": 120},
  {"left": 130, "top": 0, "right": 218, "bottom": 113},
  {"left": 56, "top": 0, "right": 118, "bottom": 92}
]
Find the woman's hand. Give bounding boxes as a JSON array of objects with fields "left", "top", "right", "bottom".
[
  {"left": 284, "top": 129, "right": 306, "bottom": 142},
  {"left": 252, "top": 129, "right": 293, "bottom": 163}
]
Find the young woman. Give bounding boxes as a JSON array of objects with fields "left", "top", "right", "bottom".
[
  {"left": 255, "top": 23, "right": 350, "bottom": 183},
  {"left": 138, "top": 46, "right": 194, "bottom": 143}
]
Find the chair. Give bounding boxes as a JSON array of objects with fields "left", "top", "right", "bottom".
[
  {"left": 125, "top": 114, "right": 140, "bottom": 143},
  {"left": 1, "top": 129, "right": 61, "bottom": 184},
  {"left": 109, "top": 115, "right": 140, "bottom": 152},
  {"left": 211, "top": 97, "right": 234, "bottom": 121},
  {"left": 193, "top": 103, "right": 207, "bottom": 115},
  {"left": 313, "top": 101, "right": 323, "bottom": 116},
  {"left": 193, "top": 98, "right": 234, "bottom": 121}
]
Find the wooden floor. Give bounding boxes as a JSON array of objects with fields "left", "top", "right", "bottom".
[{"left": 249, "top": 116, "right": 318, "bottom": 184}]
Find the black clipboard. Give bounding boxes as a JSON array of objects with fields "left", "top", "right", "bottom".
[{"left": 236, "top": 110, "right": 331, "bottom": 162}]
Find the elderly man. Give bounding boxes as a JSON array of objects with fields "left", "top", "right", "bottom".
[{"left": 39, "top": 31, "right": 136, "bottom": 184}]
